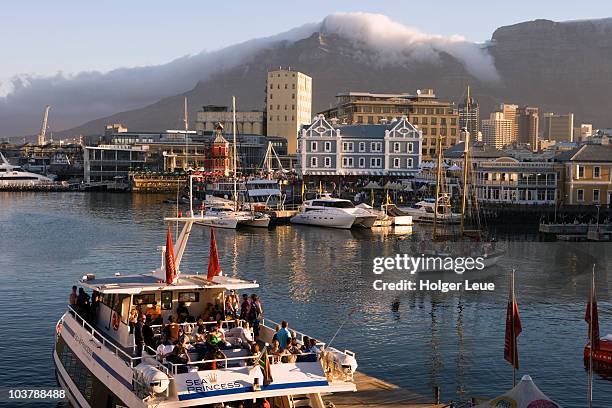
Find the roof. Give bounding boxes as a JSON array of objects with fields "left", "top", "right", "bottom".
[
  {"left": 556, "top": 144, "right": 612, "bottom": 162},
  {"left": 444, "top": 142, "right": 505, "bottom": 159},
  {"left": 80, "top": 273, "right": 259, "bottom": 294},
  {"left": 335, "top": 124, "right": 391, "bottom": 138}
]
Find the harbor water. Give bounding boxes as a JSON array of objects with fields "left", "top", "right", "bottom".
[{"left": 0, "top": 192, "right": 611, "bottom": 407}]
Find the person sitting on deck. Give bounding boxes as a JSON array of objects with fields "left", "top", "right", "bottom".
[
  {"left": 164, "top": 316, "right": 180, "bottom": 344},
  {"left": 129, "top": 307, "right": 139, "bottom": 334},
  {"left": 248, "top": 343, "right": 261, "bottom": 366},
  {"left": 203, "top": 346, "right": 227, "bottom": 370},
  {"left": 176, "top": 301, "right": 189, "bottom": 323},
  {"left": 225, "top": 320, "right": 254, "bottom": 348},
  {"left": 167, "top": 344, "right": 191, "bottom": 373},
  {"left": 69, "top": 286, "right": 78, "bottom": 306},
  {"left": 285, "top": 337, "right": 301, "bottom": 363},
  {"left": 268, "top": 339, "right": 284, "bottom": 364},
  {"left": 195, "top": 318, "right": 207, "bottom": 342},
  {"left": 300, "top": 336, "right": 310, "bottom": 353}
]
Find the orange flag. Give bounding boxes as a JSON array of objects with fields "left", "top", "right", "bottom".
[
  {"left": 207, "top": 227, "right": 222, "bottom": 281},
  {"left": 165, "top": 225, "right": 177, "bottom": 284}
]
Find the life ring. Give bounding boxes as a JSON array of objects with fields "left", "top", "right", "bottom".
[{"left": 111, "top": 311, "right": 120, "bottom": 331}]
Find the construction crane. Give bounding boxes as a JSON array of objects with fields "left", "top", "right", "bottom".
[{"left": 38, "top": 105, "right": 51, "bottom": 146}]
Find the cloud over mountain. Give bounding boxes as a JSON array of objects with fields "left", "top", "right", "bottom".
[{"left": 0, "top": 13, "right": 499, "bottom": 138}]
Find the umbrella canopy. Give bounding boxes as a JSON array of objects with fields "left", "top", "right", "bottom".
[
  {"left": 474, "top": 375, "right": 561, "bottom": 408},
  {"left": 402, "top": 184, "right": 413, "bottom": 192},
  {"left": 364, "top": 181, "right": 382, "bottom": 189},
  {"left": 418, "top": 185, "right": 429, "bottom": 192},
  {"left": 448, "top": 164, "right": 462, "bottom": 171}
]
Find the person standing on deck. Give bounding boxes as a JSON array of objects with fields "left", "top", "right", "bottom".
[
  {"left": 134, "top": 314, "right": 146, "bottom": 357},
  {"left": 275, "top": 321, "right": 292, "bottom": 349},
  {"left": 69, "top": 286, "right": 78, "bottom": 306},
  {"left": 240, "top": 294, "right": 251, "bottom": 320},
  {"left": 249, "top": 295, "right": 264, "bottom": 338}
]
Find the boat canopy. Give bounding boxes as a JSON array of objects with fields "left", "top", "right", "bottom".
[{"left": 80, "top": 273, "right": 259, "bottom": 294}]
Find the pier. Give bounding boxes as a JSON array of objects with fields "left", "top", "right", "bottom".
[{"left": 325, "top": 372, "right": 445, "bottom": 408}]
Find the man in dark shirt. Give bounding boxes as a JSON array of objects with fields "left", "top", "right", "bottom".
[
  {"left": 134, "top": 314, "right": 146, "bottom": 357},
  {"left": 143, "top": 315, "right": 155, "bottom": 349}
]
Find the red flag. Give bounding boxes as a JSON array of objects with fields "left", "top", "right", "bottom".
[
  {"left": 585, "top": 277, "right": 600, "bottom": 351},
  {"left": 504, "top": 276, "right": 522, "bottom": 369},
  {"left": 165, "top": 225, "right": 177, "bottom": 284},
  {"left": 207, "top": 227, "right": 222, "bottom": 282}
]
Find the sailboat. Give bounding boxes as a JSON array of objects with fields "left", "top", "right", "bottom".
[{"left": 196, "top": 97, "right": 271, "bottom": 229}]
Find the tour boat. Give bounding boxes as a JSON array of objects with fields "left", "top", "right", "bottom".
[
  {"left": 290, "top": 194, "right": 377, "bottom": 229},
  {"left": 0, "top": 152, "right": 54, "bottom": 186},
  {"left": 399, "top": 198, "right": 461, "bottom": 224},
  {"left": 53, "top": 216, "right": 357, "bottom": 407},
  {"left": 243, "top": 179, "right": 285, "bottom": 212}
]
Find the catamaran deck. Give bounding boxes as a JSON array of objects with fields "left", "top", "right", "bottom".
[{"left": 325, "top": 372, "right": 445, "bottom": 408}]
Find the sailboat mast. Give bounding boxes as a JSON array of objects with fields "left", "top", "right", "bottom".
[
  {"left": 460, "top": 85, "right": 471, "bottom": 234},
  {"left": 433, "top": 133, "right": 443, "bottom": 238},
  {"left": 232, "top": 96, "right": 238, "bottom": 211},
  {"left": 184, "top": 97, "right": 189, "bottom": 170}
]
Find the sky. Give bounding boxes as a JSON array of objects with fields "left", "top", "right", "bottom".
[{"left": 1, "top": 0, "right": 611, "bottom": 80}]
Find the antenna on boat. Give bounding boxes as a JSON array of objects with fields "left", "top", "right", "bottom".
[
  {"left": 326, "top": 308, "right": 356, "bottom": 349},
  {"left": 232, "top": 96, "right": 238, "bottom": 211},
  {"left": 184, "top": 97, "right": 189, "bottom": 171}
]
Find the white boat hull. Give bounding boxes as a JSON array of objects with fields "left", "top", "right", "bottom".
[
  {"left": 290, "top": 211, "right": 356, "bottom": 229},
  {"left": 196, "top": 217, "right": 239, "bottom": 229},
  {"left": 238, "top": 215, "right": 271, "bottom": 228}
]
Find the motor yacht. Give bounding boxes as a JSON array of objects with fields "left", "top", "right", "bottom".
[
  {"left": 53, "top": 216, "right": 357, "bottom": 407},
  {"left": 290, "top": 194, "right": 377, "bottom": 229},
  {"left": 399, "top": 198, "right": 461, "bottom": 224},
  {"left": 195, "top": 197, "right": 271, "bottom": 229},
  {"left": 0, "top": 152, "right": 54, "bottom": 186}
]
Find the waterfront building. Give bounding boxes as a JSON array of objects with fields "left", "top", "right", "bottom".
[
  {"left": 481, "top": 112, "right": 513, "bottom": 149},
  {"left": 500, "top": 104, "right": 519, "bottom": 143},
  {"left": 458, "top": 95, "right": 479, "bottom": 139},
  {"left": 543, "top": 112, "right": 574, "bottom": 142},
  {"left": 83, "top": 144, "right": 147, "bottom": 182},
  {"left": 556, "top": 143, "right": 612, "bottom": 205},
  {"left": 298, "top": 115, "right": 421, "bottom": 178},
  {"left": 195, "top": 105, "right": 264, "bottom": 135},
  {"left": 517, "top": 106, "right": 540, "bottom": 151},
  {"left": 317, "top": 89, "right": 460, "bottom": 161},
  {"left": 266, "top": 68, "right": 312, "bottom": 155},
  {"left": 474, "top": 157, "right": 560, "bottom": 204}
]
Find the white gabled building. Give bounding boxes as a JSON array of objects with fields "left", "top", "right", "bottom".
[{"left": 298, "top": 115, "right": 422, "bottom": 177}]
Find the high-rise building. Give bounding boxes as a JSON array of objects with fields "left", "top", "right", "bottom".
[
  {"left": 458, "top": 95, "right": 479, "bottom": 140},
  {"left": 542, "top": 113, "right": 574, "bottom": 142},
  {"left": 481, "top": 112, "right": 513, "bottom": 149},
  {"left": 517, "top": 106, "right": 539, "bottom": 151},
  {"left": 317, "top": 89, "right": 460, "bottom": 160},
  {"left": 266, "top": 69, "right": 312, "bottom": 154},
  {"left": 574, "top": 123, "right": 593, "bottom": 142},
  {"left": 500, "top": 104, "right": 519, "bottom": 143}
]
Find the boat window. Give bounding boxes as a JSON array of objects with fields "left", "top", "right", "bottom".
[
  {"left": 133, "top": 293, "right": 156, "bottom": 305},
  {"left": 161, "top": 291, "right": 173, "bottom": 310},
  {"left": 178, "top": 291, "right": 199, "bottom": 303},
  {"left": 312, "top": 200, "right": 355, "bottom": 208}
]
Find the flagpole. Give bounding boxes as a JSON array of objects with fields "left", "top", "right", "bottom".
[
  {"left": 588, "top": 264, "right": 595, "bottom": 408},
  {"left": 511, "top": 269, "right": 516, "bottom": 387}
]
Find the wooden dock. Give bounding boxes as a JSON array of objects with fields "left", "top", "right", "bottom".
[{"left": 324, "top": 372, "right": 445, "bottom": 408}]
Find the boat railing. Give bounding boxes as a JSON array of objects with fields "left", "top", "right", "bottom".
[
  {"left": 65, "top": 306, "right": 141, "bottom": 368},
  {"left": 261, "top": 317, "right": 326, "bottom": 348}
]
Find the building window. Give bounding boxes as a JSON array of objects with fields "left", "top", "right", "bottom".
[
  {"left": 324, "top": 157, "right": 332, "bottom": 168},
  {"left": 310, "top": 157, "right": 318, "bottom": 167},
  {"left": 311, "top": 141, "right": 318, "bottom": 152},
  {"left": 342, "top": 142, "right": 354, "bottom": 152},
  {"left": 451, "top": 128, "right": 457, "bottom": 136},
  {"left": 408, "top": 158, "right": 413, "bottom": 167},
  {"left": 393, "top": 158, "right": 401, "bottom": 168},
  {"left": 324, "top": 141, "right": 332, "bottom": 152},
  {"left": 358, "top": 157, "right": 365, "bottom": 168},
  {"left": 342, "top": 157, "right": 354, "bottom": 168},
  {"left": 594, "top": 189, "right": 600, "bottom": 203},
  {"left": 578, "top": 165, "right": 585, "bottom": 179},
  {"left": 292, "top": 93, "right": 295, "bottom": 99},
  {"left": 371, "top": 157, "right": 382, "bottom": 168},
  {"left": 368, "top": 116, "right": 374, "bottom": 124},
  {"left": 594, "top": 166, "right": 601, "bottom": 178},
  {"left": 408, "top": 142, "right": 414, "bottom": 153},
  {"left": 577, "top": 189, "right": 584, "bottom": 202},
  {"left": 359, "top": 142, "right": 366, "bottom": 152},
  {"left": 371, "top": 142, "right": 382, "bottom": 152},
  {"left": 393, "top": 142, "right": 401, "bottom": 153}
]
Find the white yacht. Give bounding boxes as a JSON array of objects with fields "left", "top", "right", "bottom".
[
  {"left": 400, "top": 199, "right": 461, "bottom": 224},
  {"left": 195, "top": 197, "right": 271, "bottom": 229},
  {"left": 290, "top": 194, "right": 377, "bottom": 229},
  {"left": 0, "top": 152, "right": 54, "bottom": 186},
  {"left": 54, "top": 216, "right": 357, "bottom": 407}
]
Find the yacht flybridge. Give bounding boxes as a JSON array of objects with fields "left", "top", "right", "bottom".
[
  {"left": 290, "top": 194, "right": 378, "bottom": 229},
  {"left": 54, "top": 216, "right": 357, "bottom": 408},
  {"left": 0, "top": 152, "right": 53, "bottom": 186}
]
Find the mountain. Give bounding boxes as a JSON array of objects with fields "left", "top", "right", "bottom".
[{"left": 2, "top": 14, "right": 612, "bottom": 139}]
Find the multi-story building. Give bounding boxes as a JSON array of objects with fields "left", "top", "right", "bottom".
[
  {"left": 574, "top": 123, "right": 593, "bottom": 142},
  {"left": 500, "top": 104, "right": 519, "bottom": 143},
  {"left": 317, "top": 89, "right": 460, "bottom": 160},
  {"left": 556, "top": 143, "right": 612, "bottom": 205},
  {"left": 482, "top": 112, "right": 513, "bottom": 149},
  {"left": 543, "top": 113, "right": 574, "bottom": 142},
  {"left": 474, "top": 157, "right": 560, "bottom": 204},
  {"left": 298, "top": 115, "right": 421, "bottom": 177},
  {"left": 458, "top": 95, "right": 479, "bottom": 140},
  {"left": 517, "top": 106, "right": 539, "bottom": 151},
  {"left": 83, "top": 144, "right": 147, "bottom": 182},
  {"left": 266, "top": 69, "right": 312, "bottom": 155},
  {"left": 196, "top": 105, "right": 264, "bottom": 135}
]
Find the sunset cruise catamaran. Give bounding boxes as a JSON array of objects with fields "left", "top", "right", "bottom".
[{"left": 53, "top": 215, "right": 357, "bottom": 408}]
